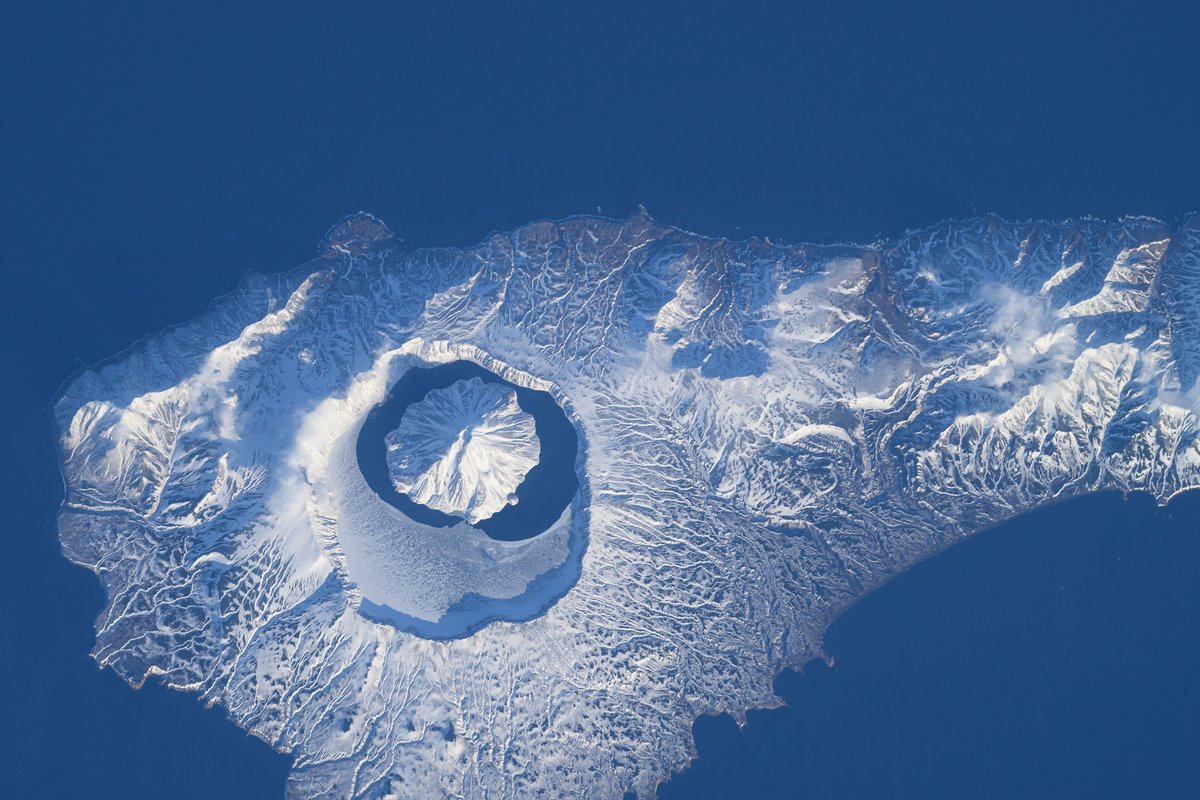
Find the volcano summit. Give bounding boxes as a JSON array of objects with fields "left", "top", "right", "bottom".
[{"left": 384, "top": 377, "right": 540, "bottom": 524}]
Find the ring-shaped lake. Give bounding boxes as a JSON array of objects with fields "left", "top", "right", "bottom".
[{"left": 356, "top": 360, "right": 580, "bottom": 541}]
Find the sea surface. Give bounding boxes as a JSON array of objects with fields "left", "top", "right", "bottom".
[{"left": 3, "top": 2, "right": 1198, "bottom": 798}]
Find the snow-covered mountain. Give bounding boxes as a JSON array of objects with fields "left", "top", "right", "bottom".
[
  {"left": 55, "top": 210, "right": 1200, "bottom": 798},
  {"left": 385, "top": 377, "right": 540, "bottom": 524}
]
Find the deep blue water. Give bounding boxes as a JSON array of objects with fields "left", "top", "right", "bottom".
[
  {"left": 355, "top": 360, "right": 580, "bottom": 541},
  {"left": 3, "top": 2, "right": 1199, "bottom": 798}
]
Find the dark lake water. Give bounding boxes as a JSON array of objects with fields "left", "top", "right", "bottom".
[
  {"left": 355, "top": 360, "right": 579, "bottom": 541},
  {"left": 4, "top": 2, "right": 1199, "bottom": 797}
]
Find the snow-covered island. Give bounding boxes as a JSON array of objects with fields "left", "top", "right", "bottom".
[
  {"left": 385, "top": 378, "right": 541, "bottom": 524},
  {"left": 55, "top": 211, "right": 1200, "bottom": 798}
]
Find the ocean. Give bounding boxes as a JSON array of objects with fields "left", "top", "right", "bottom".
[{"left": 2, "top": 2, "right": 1197, "bottom": 797}]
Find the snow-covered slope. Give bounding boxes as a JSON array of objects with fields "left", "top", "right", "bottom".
[
  {"left": 55, "top": 211, "right": 1200, "bottom": 798},
  {"left": 385, "top": 377, "right": 540, "bottom": 524}
]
